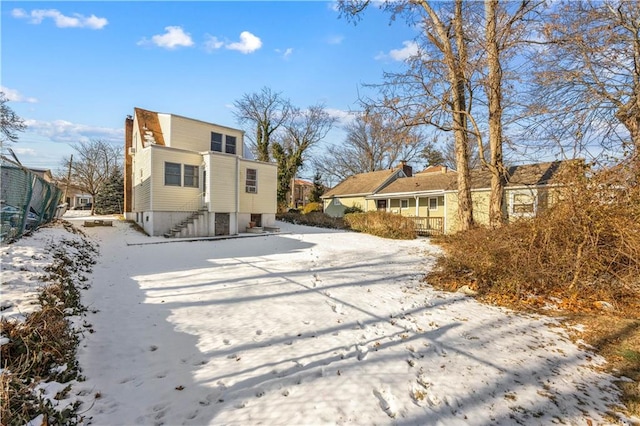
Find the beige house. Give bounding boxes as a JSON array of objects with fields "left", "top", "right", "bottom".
[
  {"left": 323, "top": 161, "right": 573, "bottom": 235},
  {"left": 124, "top": 107, "right": 277, "bottom": 237},
  {"left": 321, "top": 167, "right": 409, "bottom": 217}
]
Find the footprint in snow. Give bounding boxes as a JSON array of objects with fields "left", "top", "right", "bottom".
[{"left": 373, "top": 387, "right": 399, "bottom": 418}]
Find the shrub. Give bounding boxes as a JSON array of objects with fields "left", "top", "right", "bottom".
[
  {"left": 343, "top": 205, "right": 364, "bottom": 215},
  {"left": 302, "top": 202, "right": 322, "bottom": 215},
  {"left": 277, "top": 211, "right": 347, "bottom": 229},
  {"left": 428, "top": 160, "right": 640, "bottom": 313},
  {"left": 344, "top": 211, "right": 416, "bottom": 240}
]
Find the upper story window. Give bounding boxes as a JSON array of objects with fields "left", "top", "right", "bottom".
[
  {"left": 246, "top": 168, "right": 257, "bottom": 193},
  {"left": 211, "top": 132, "right": 223, "bottom": 152},
  {"left": 184, "top": 165, "right": 199, "bottom": 188},
  {"left": 225, "top": 135, "right": 237, "bottom": 155},
  {"left": 165, "top": 162, "right": 181, "bottom": 186}
]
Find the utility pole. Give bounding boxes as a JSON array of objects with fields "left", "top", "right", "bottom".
[{"left": 64, "top": 154, "right": 73, "bottom": 206}]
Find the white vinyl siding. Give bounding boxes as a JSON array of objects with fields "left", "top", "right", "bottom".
[
  {"left": 150, "top": 146, "right": 202, "bottom": 211},
  {"left": 168, "top": 115, "right": 244, "bottom": 154},
  {"left": 133, "top": 147, "right": 152, "bottom": 211},
  {"left": 239, "top": 161, "right": 277, "bottom": 214},
  {"left": 208, "top": 154, "right": 237, "bottom": 212}
]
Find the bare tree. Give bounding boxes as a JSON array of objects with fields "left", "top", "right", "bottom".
[
  {"left": 313, "top": 108, "right": 427, "bottom": 183},
  {"left": 0, "top": 92, "right": 26, "bottom": 151},
  {"left": 273, "top": 104, "right": 337, "bottom": 208},
  {"left": 479, "top": 0, "right": 542, "bottom": 227},
  {"left": 339, "top": 0, "right": 476, "bottom": 231},
  {"left": 63, "top": 140, "right": 121, "bottom": 215},
  {"left": 529, "top": 0, "right": 640, "bottom": 170},
  {"left": 232, "top": 87, "right": 293, "bottom": 162}
]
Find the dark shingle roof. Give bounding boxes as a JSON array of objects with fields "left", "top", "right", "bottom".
[
  {"left": 322, "top": 169, "right": 402, "bottom": 197},
  {"left": 467, "top": 161, "right": 575, "bottom": 189},
  {"left": 377, "top": 170, "right": 458, "bottom": 194}
]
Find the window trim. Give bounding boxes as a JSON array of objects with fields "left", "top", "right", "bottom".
[
  {"left": 211, "top": 132, "right": 223, "bottom": 152},
  {"left": 225, "top": 135, "right": 237, "bottom": 155},
  {"left": 428, "top": 197, "right": 438, "bottom": 211},
  {"left": 245, "top": 168, "right": 257, "bottom": 193},
  {"left": 511, "top": 192, "right": 536, "bottom": 216},
  {"left": 164, "top": 162, "right": 181, "bottom": 186},
  {"left": 183, "top": 165, "right": 199, "bottom": 188}
]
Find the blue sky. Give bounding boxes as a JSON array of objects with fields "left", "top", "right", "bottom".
[{"left": 2, "top": 1, "right": 419, "bottom": 176}]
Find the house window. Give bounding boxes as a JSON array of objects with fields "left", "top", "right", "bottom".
[
  {"left": 211, "top": 132, "right": 223, "bottom": 152},
  {"left": 512, "top": 193, "right": 535, "bottom": 214},
  {"left": 400, "top": 199, "right": 409, "bottom": 209},
  {"left": 184, "top": 165, "right": 199, "bottom": 188},
  {"left": 246, "top": 168, "right": 257, "bottom": 193},
  {"left": 165, "top": 162, "right": 181, "bottom": 186},
  {"left": 225, "top": 135, "right": 237, "bottom": 155},
  {"left": 334, "top": 198, "right": 340, "bottom": 206},
  {"left": 429, "top": 197, "right": 438, "bottom": 210}
]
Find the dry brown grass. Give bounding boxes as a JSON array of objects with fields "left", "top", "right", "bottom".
[
  {"left": 427, "top": 160, "right": 640, "bottom": 418},
  {"left": 1, "top": 227, "right": 97, "bottom": 425},
  {"left": 344, "top": 211, "right": 417, "bottom": 240}
]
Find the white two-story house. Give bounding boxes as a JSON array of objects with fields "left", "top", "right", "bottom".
[{"left": 124, "top": 107, "right": 277, "bottom": 237}]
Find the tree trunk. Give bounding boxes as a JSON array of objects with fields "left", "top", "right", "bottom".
[
  {"left": 418, "top": 0, "right": 474, "bottom": 232},
  {"left": 485, "top": 0, "right": 506, "bottom": 228}
]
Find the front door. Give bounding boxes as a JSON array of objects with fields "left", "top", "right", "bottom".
[{"left": 377, "top": 200, "right": 387, "bottom": 211}]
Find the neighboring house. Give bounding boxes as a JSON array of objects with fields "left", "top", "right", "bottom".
[
  {"left": 124, "top": 107, "right": 277, "bottom": 237},
  {"left": 56, "top": 178, "right": 93, "bottom": 209},
  {"left": 444, "top": 160, "right": 573, "bottom": 234},
  {"left": 323, "top": 160, "right": 576, "bottom": 235},
  {"left": 371, "top": 166, "right": 457, "bottom": 234},
  {"left": 291, "top": 179, "right": 314, "bottom": 208},
  {"left": 29, "top": 168, "right": 54, "bottom": 183},
  {"left": 321, "top": 163, "right": 411, "bottom": 217}
]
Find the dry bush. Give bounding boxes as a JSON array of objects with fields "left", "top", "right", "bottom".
[
  {"left": 302, "top": 202, "right": 322, "bottom": 215},
  {"left": 429, "top": 160, "right": 640, "bottom": 313},
  {"left": 344, "top": 211, "right": 417, "bottom": 240},
  {"left": 1, "top": 235, "right": 97, "bottom": 425},
  {"left": 277, "top": 211, "right": 347, "bottom": 229}
]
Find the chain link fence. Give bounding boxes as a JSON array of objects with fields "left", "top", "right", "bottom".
[{"left": 1, "top": 156, "right": 64, "bottom": 243}]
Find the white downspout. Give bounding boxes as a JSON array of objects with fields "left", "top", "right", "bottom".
[{"left": 235, "top": 156, "right": 240, "bottom": 235}]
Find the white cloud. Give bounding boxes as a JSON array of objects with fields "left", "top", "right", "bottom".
[
  {"left": 226, "top": 31, "right": 262, "bottom": 54},
  {"left": 326, "top": 108, "right": 356, "bottom": 126},
  {"left": 0, "top": 86, "right": 38, "bottom": 103},
  {"left": 375, "top": 40, "right": 419, "bottom": 62},
  {"left": 23, "top": 119, "right": 124, "bottom": 144},
  {"left": 327, "top": 35, "right": 344, "bottom": 45},
  {"left": 138, "top": 26, "right": 194, "bottom": 50},
  {"left": 11, "top": 147, "right": 38, "bottom": 156},
  {"left": 204, "top": 34, "right": 224, "bottom": 52},
  {"left": 148, "top": 26, "right": 194, "bottom": 49},
  {"left": 275, "top": 47, "right": 293, "bottom": 59},
  {"left": 12, "top": 8, "right": 107, "bottom": 29}
]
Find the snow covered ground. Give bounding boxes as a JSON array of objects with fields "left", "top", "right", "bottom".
[{"left": 1, "top": 212, "right": 634, "bottom": 425}]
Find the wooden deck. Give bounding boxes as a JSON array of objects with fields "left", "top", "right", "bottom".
[{"left": 407, "top": 217, "right": 444, "bottom": 236}]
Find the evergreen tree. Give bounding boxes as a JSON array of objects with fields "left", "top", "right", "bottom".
[
  {"left": 309, "top": 172, "right": 324, "bottom": 203},
  {"left": 95, "top": 168, "right": 124, "bottom": 215}
]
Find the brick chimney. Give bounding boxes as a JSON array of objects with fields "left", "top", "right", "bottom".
[
  {"left": 124, "top": 114, "right": 134, "bottom": 214},
  {"left": 399, "top": 160, "right": 412, "bottom": 177}
]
